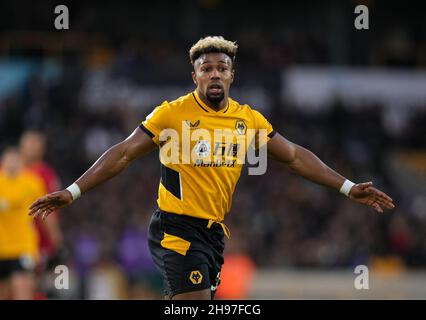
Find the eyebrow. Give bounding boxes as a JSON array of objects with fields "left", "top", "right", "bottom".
[{"left": 200, "top": 60, "right": 230, "bottom": 65}]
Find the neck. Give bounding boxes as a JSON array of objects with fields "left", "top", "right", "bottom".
[
  {"left": 24, "top": 158, "right": 40, "bottom": 167},
  {"left": 196, "top": 88, "right": 228, "bottom": 111},
  {"left": 5, "top": 171, "right": 19, "bottom": 178}
]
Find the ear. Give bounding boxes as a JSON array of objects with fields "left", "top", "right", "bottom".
[
  {"left": 191, "top": 71, "right": 197, "bottom": 85},
  {"left": 231, "top": 69, "right": 235, "bottom": 84}
]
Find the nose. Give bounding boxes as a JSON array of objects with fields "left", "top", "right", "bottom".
[{"left": 210, "top": 69, "right": 220, "bottom": 79}]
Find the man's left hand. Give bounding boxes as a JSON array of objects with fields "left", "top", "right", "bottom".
[{"left": 349, "top": 181, "right": 395, "bottom": 213}]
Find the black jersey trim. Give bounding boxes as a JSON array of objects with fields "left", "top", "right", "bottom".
[
  {"left": 161, "top": 164, "right": 182, "bottom": 200},
  {"left": 192, "top": 93, "right": 210, "bottom": 113},
  {"left": 192, "top": 92, "right": 230, "bottom": 114},
  {"left": 223, "top": 102, "right": 229, "bottom": 113},
  {"left": 139, "top": 124, "right": 155, "bottom": 138},
  {"left": 268, "top": 130, "right": 277, "bottom": 138}
]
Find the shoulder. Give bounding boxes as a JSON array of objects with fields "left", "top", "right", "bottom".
[
  {"left": 167, "top": 92, "right": 193, "bottom": 109},
  {"left": 148, "top": 93, "right": 191, "bottom": 116},
  {"left": 22, "top": 169, "right": 43, "bottom": 184},
  {"left": 229, "top": 97, "right": 264, "bottom": 119},
  {"left": 21, "top": 169, "right": 45, "bottom": 191}
]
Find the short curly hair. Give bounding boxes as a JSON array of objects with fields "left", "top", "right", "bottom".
[{"left": 189, "top": 36, "right": 238, "bottom": 65}]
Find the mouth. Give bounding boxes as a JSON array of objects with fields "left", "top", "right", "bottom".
[{"left": 208, "top": 83, "right": 223, "bottom": 95}]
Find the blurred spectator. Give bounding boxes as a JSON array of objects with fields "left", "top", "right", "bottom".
[
  {"left": 19, "top": 131, "right": 63, "bottom": 263},
  {"left": 0, "top": 147, "right": 46, "bottom": 299},
  {"left": 19, "top": 130, "right": 65, "bottom": 298}
]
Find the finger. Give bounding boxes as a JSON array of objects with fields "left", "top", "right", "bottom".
[
  {"left": 32, "top": 208, "right": 43, "bottom": 218},
  {"left": 376, "top": 198, "right": 395, "bottom": 210},
  {"left": 29, "top": 205, "right": 42, "bottom": 216},
  {"left": 376, "top": 197, "right": 394, "bottom": 209},
  {"left": 30, "top": 202, "right": 49, "bottom": 212},
  {"left": 41, "top": 205, "right": 56, "bottom": 213},
  {"left": 379, "top": 193, "right": 394, "bottom": 204},
  {"left": 31, "top": 210, "right": 39, "bottom": 218},
  {"left": 375, "top": 196, "right": 394, "bottom": 210},
  {"left": 372, "top": 194, "right": 393, "bottom": 206},
  {"left": 29, "top": 204, "right": 48, "bottom": 216},
  {"left": 375, "top": 191, "right": 393, "bottom": 203},
  {"left": 42, "top": 210, "right": 50, "bottom": 220},
  {"left": 368, "top": 187, "right": 394, "bottom": 203},
  {"left": 37, "top": 201, "right": 56, "bottom": 212},
  {"left": 363, "top": 189, "right": 394, "bottom": 209},
  {"left": 372, "top": 202, "right": 384, "bottom": 213},
  {"left": 32, "top": 207, "right": 50, "bottom": 219},
  {"left": 29, "top": 193, "right": 58, "bottom": 210},
  {"left": 376, "top": 198, "right": 395, "bottom": 209},
  {"left": 45, "top": 207, "right": 56, "bottom": 219},
  {"left": 29, "top": 207, "right": 36, "bottom": 216},
  {"left": 29, "top": 198, "right": 46, "bottom": 210},
  {"left": 29, "top": 202, "right": 51, "bottom": 216},
  {"left": 377, "top": 196, "right": 395, "bottom": 208}
]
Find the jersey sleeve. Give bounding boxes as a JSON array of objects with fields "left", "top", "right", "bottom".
[
  {"left": 140, "top": 101, "right": 170, "bottom": 145},
  {"left": 252, "top": 109, "right": 276, "bottom": 148}
]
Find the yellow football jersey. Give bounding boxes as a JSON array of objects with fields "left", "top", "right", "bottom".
[
  {"left": 0, "top": 169, "right": 46, "bottom": 260},
  {"left": 141, "top": 90, "right": 275, "bottom": 223}
]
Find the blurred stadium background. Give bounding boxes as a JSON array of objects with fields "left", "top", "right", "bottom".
[{"left": 1, "top": 0, "right": 426, "bottom": 299}]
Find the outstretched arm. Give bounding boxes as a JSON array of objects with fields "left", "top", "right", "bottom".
[
  {"left": 267, "top": 133, "right": 395, "bottom": 213},
  {"left": 29, "top": 127, "right": 156, "bottom": 219}
]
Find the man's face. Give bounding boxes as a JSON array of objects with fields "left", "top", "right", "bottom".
[
  {"left": 192, "top": 52, "right": 234, "bottom": 104},
  {"left": 19, "top": 132, "right": 46, "bottom": 163},
  {"left": 1, "top": 150, "right": 22, "bottom": 176}
]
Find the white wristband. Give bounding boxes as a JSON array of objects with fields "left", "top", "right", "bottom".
[
  {"left": 66, "top": 183, "right": 81, "bottom": 201},
  {"left": 339, "top": 179, "right": 355, "bottom": 197}
]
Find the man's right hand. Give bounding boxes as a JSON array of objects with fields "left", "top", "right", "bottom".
[
  {"left": 29, "top": 190, "right": 73, "bottom": 220},
  {"left": 28, "top": 127, "right": 156, "bottom": 221}
]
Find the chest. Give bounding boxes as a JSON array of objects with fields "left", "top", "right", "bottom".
[{"left": 161, "top": 114, "right": 256, "bottom": 165}]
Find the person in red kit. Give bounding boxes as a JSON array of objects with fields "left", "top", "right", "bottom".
[{"left": 19, "top": 130, "right": 64, "bottom": 298}]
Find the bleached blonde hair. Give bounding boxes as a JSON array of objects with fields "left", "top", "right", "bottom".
[{"left": 189, "top": 36, "right": 238, "bottom": 65}]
